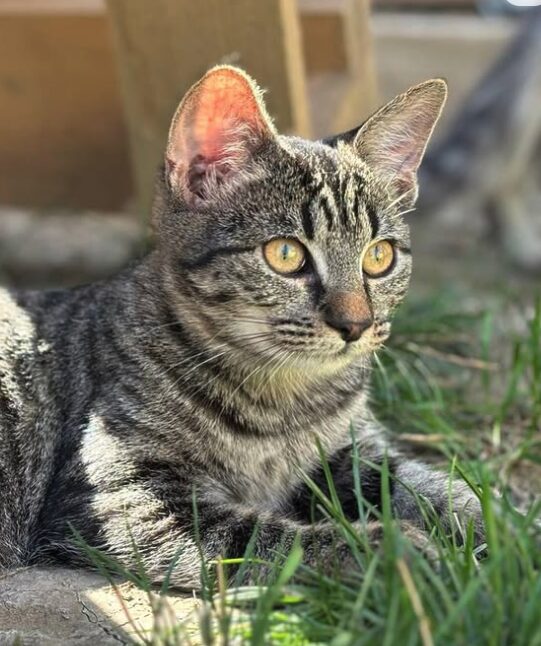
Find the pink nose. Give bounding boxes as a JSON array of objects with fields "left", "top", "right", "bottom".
[{"left": 323, "top": 291, "right": 373, "bottom": 342}]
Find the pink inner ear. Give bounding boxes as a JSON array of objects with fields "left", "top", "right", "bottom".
[
  {"left": 187, "top": 70, "right": 266, "bottom": 163},
  {"left": 167, "top": 68, "right": 270, "bottom": 201},
  {"left": 171, "top": 70, "right": 267, "bottom": 172}
]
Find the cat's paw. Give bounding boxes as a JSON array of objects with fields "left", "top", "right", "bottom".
[
  {"left": 301, "top": 520, "right": 438, "bottom": 582},
  {"left": 450, "top": 485, "right": 485, "bottom": 545},
  {"left": 355, "top": 520, "right": 438, "bottom": 566},
  {"left": 397, "top": 521, "right": 439, "bottom": 565}
]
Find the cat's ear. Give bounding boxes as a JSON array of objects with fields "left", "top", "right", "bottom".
[
  {"left": 166, "top": 66, "right": 276, "bottom": 204},
  {"left": 327, "top": 80, "right": 447, "bottom": 206},
  {"left": 355, "top": 79, "right": 447, "bottom": 204}
]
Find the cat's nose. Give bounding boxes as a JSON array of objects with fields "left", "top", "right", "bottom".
[
  {"left": 323, "top": 291, "right": 373, "bottom": 343},
  {"left": 324, "top": 314, "right": 373, "bottom": 342}
]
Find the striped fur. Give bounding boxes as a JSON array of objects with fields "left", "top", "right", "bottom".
[{"left": 0, "top": 68, "right": 483, "bottom": 587}]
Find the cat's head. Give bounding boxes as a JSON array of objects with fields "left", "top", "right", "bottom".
[{"left": 155, "top": 66, "right": 446, "bottom": 373}]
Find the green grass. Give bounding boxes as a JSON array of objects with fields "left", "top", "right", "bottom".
[{"left": 77, "top": 292, "right": 541, "bottom": 646}]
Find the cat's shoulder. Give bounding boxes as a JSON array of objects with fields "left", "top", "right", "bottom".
[{"left": 0, "top": 287, "right": 37, "bottom": 360}]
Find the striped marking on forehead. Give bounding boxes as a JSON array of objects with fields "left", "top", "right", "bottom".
[{"left": 300, "top": 161, "right": 377, "bottom": 240}]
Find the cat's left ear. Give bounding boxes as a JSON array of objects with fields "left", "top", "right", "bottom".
[
  {"left": 166, "top": 66, "right": 277, "bottom": 204},
  {"left": 326, "top": 79, "right": 447, "bottom": 206}
]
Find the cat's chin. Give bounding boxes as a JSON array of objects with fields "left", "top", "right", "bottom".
[
  {"left": 261, "top": 337, "right": 376, "bottom": 365},
  {"left": 285, "top": 344, "right": 373, "bottom": 373},
  {"left": 336, "top": 340, "right": 378, "bottom": 357},
  {"left": 237, "top": 350, "right": 370, "bottom": 401}
]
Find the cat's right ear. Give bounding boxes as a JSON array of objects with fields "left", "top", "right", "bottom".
[{"left": 166, "top": 66, "right": 277, "bottom": 205}]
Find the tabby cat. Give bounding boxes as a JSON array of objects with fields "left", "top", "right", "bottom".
[{"left": 0, "top": 67, "right": 483, "bottom": 586}]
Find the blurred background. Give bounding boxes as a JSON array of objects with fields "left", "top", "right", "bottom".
[{"left": 0, "top": 0, "right": 540, "bottom": 294}]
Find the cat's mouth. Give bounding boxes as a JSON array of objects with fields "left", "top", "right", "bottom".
[
  {"left": 325, "top": 321, "right": 390, "bottom": 359},
  {"left": 337, "top": 341, "right": 362, "bottom": 356},
  {"left": 219, "top": 312, "right": 390, "bottom": 367}
]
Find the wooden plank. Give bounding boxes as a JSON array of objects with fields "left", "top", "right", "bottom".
[
  {"left": 305, "top": 0, "right": 472, "bottom": 9},
  {"left": 301, "top": 0, "right": 378, "bottom": 134},
  {"left": 301, "top": 12, "right": 348, "bottom": 73},
  {"left": 0, "top": 0, "right": 104, "bottom": 13},
  {"left": 0, "top": 14, "right": 132, "bottom": 210},
  {"left": 374, "top": 0, "right": 475, "bottom": 7},
  {"left": 106, "top": 0, "right": 310, "bottom": 217},
  {"left": 342, "top": 0, "right": 378, "bottom": 120}
]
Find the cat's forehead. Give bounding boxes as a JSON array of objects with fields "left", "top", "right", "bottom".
[
  {"left": 281, "top": 136, "right": 389, "bottom": 245},
  {"left": 285, "top": 135, "right": 368, "bottom": 180}
]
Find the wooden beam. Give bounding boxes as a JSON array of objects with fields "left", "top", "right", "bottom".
[
  {"left": 374, "top": 0, "right": 475, "bottom": 7},
  {"left": 343, "top": 0, "right": 378, "bottom": 120},
  {"left": 0, "top": 0, "right": 104, "bottom": 13},
  {"left": 300, "top": 0, "right": 378, "bottom": 136},
  {"left": 300, "top": 0, "right": 477, "bottom": 8},
  {"left": 105, "top": 0, "right": 310, "bottom": 217}
]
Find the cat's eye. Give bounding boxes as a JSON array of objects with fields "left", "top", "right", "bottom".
[
  {"left": 263, "top": 238, "right": 306, "bottom": 275},
  {"left": 362, "top": 240, "right": 395, "bottom": 277}
]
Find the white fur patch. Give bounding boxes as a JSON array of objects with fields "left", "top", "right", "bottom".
[{"left": 0, "top": 288, "right": 36, "bottom": 410}]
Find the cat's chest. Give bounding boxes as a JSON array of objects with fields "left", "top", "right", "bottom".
[
  {"left": 231, "top": 450, "right": 303, "bottom": 510},
  {"left": 205, "top": 422, "right": 350, "bottom": 512}
]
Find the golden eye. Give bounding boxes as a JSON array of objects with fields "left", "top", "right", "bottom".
[
  {"left": 263, "top": 238, "right": 306, "bottom": 275},
  {"left": 362, "top": 240, "right": 395, "bottom": 277}
]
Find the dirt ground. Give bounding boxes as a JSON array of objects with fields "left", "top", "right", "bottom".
[{"left": 0, "top": 567, "right": 200, "bottom": 645}]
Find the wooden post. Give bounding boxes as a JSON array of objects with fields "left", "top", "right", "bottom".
[
  {"left": 341, "top": 0, "right": 378, "bottom": 123},
  {"left": 300, "top": 0, "right": 378, "bottom": 137},
  {"left": 105, "top": 0, "right": 310, "bottom": 217}
]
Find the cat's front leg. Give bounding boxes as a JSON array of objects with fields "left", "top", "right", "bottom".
[
  {"left": 76, "top": 468, "right": 401, "bottom": 588},
  {"left": 352, "top": 415, "right": 485, "bottom": 542},
  {"left": 391, "top": 458, "right": 484, "bottom": 543}
]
